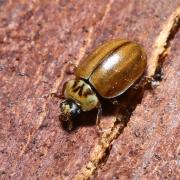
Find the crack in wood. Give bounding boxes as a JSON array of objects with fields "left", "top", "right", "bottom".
[
  {"left": 76, "top": 27, "right": 94, "bottom": 66},
  {"left": 74, "top": 7, "right": 180, "bottom": 180},
  {"left": 148, "top": 7, "right": 180, "bottom": 78}
]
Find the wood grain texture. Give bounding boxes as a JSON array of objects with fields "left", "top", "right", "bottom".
[{"left": 0, "top": 0, "right": 179, "bottom": 179}]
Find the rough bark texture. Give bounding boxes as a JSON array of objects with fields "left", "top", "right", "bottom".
[{"left": 0, "top": 1, "right": 179, "bottom": 180}]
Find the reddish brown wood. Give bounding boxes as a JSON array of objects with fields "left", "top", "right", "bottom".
[{"left": 0, "top": 0, "right": 179, "bottom": 179}]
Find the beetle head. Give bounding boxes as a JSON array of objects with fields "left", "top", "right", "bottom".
[{"left": 60, "top": 99, "right": 81, "bottom": 122}]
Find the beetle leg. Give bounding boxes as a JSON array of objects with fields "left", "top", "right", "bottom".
[
  {"left": 67, "top": 120, "right": 73, "bottom": 131},
  {"left": 133, "top": 75, "right": 147, "bottom": 90},
  {"left": 110, "top": 98, "right": 119, "bottom": 105},
  {"left": 51, "top": 92, "right": 65, "bottom": 99},
  {"left": 96, "top": 103, "right": 102, "bottom": 133}
]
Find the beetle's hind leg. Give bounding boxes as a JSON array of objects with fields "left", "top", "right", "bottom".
[
  {"left": 96, "top": 103, "right": 102, "bottom": 134},
  {"left": 110, "top": 98, "right": 119, "bottom": 105}
]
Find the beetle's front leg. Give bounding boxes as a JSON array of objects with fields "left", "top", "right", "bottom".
[
  {"left": 51, "top": 92, "right": 65, "bottom": 99},
  {"left": 96, "top": 103, "right": 102, "bottom": 134},
  {"left": 67, "top": 120, "right": 73, "bottom": 131}
]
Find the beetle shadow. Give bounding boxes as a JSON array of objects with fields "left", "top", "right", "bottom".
[
  {"left": 112, "top": 78, "right": 147, "bottom": 127},
  {"left": 59, "top": 100, "right": 117, "bottom": 131}
]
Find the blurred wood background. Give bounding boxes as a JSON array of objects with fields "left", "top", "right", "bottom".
[{"left": 0, "top": 0, "right": 179, "bottom": 179}]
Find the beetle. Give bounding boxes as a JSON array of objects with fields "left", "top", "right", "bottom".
[{"left": 59, "top": 39, "right": 147, "bottom": 131}]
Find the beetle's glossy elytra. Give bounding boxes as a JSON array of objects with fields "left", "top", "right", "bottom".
[
  {"left": 76, "top": 39, "right": 147, "bottom": 98},
  {"left": 60, "top": 39, "right": 147, "bottom": 130}
]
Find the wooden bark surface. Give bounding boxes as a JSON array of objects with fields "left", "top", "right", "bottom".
[{"left": 0, "top": 1, "right": 179, "bottom": 180}]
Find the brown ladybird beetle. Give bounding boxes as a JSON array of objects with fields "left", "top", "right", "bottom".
[{"left": 60, "top": 39, "right": 147, "bottom": 131}]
